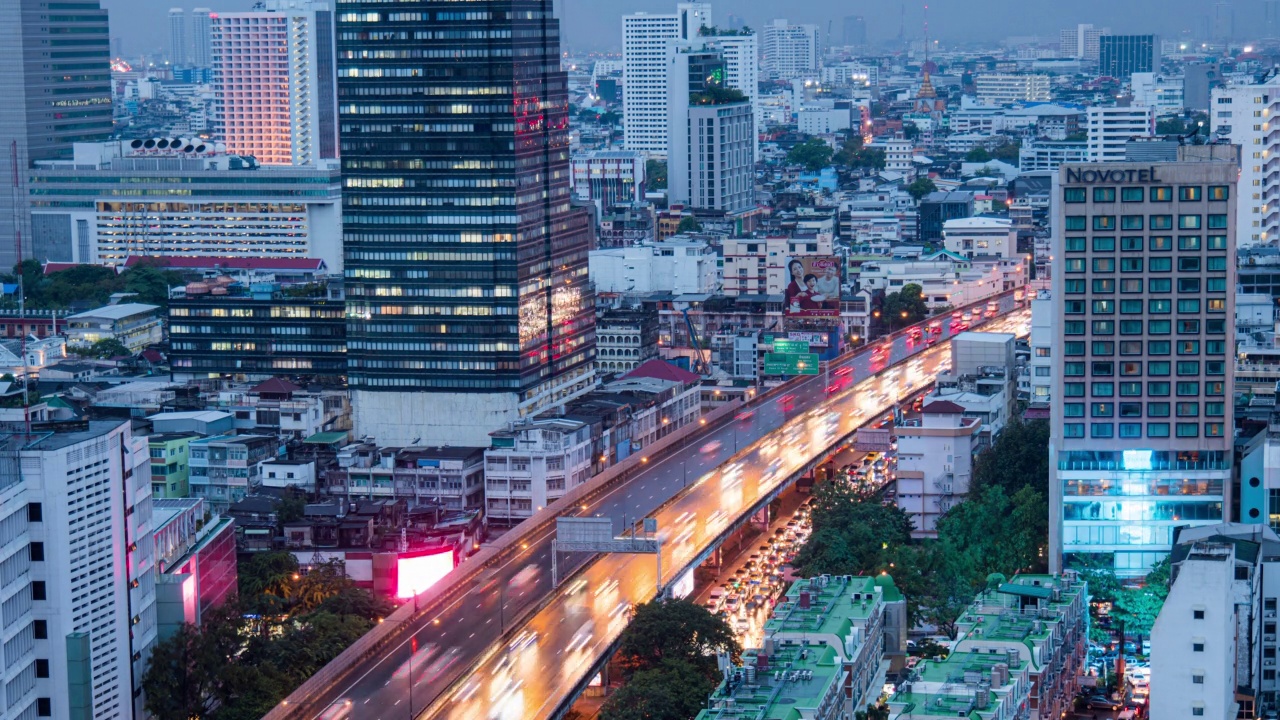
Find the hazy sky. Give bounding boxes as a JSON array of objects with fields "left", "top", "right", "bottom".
[{"left": 105, "top": 0, "right": 1270, "bottom": 57}]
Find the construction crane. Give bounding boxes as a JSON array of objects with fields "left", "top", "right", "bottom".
[{"left": 680, "top": 307, "right": 709, "bottom": 375}]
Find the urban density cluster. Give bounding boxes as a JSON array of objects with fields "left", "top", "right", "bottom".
[{"left": 7, "top": 0, "right": 1280, "bottom": 719}]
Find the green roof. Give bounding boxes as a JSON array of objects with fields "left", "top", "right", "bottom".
[
  {"left": 696, "top": 643, "right": 841, "bottom": 720},
  {"left": 764, "top": 575, "right": 882, "bottom": 639},
  {"left": 304, "top": 431, "right": 349, "bottom": 445},
  {"left": 998, "top": 582, "right": 1053, "bottom": 599}
]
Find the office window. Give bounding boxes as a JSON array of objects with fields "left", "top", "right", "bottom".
[
  {"left": 1093, "top": 279, "right": 1116, "bottom": 293},
  {"left": 1093, "top": 237, "right": 1116, "bottom": 252},
  {"left": 1150, "top": 236, "right": 1172, "bottom": 250},
  {"left": 1093, "top": 187, "right": 1116, "bottom": 202},
  {"left": 1150, "top": 214, "right": 1173, "bottom": 229},
  {"left": 1120, "top": 258, "right": 1143, "bottom": 272},
  {"left": 1208, "top": 185, "right": 1229, "bottom": 200},
  {"left": 1120, "top": 382, "right": 1143, "bottom": 396},
  {"left": 1148, "top": 299, "right": 1171, "bottom": 314},
  {"left": 1148, "top": 382, "right": 1171, "bottom": 397},
  {"left": 1177, "top": 422, "right": 1199, "bottom": 438},
  {"left": 1122, "top": 187, "right": 1144, "bottom": 202},
  {"left": 1149, "top": 319, "right": 1171, "bottom": 334},
  {"left": 1149, "top": 278, "right": 1171, "bottom": 292},
  {"left": 1093, "top": 216, "right": 1115, "bottom": 231},
  {"left": 1065, "top": 237, "right": 1086, "bottom": 252},
  {"left": 1091, "top": 423, "right": 1114, "bottom": 438},
  {"left": 1092, "top": 341, "right": 1115, "bottom": 355},
  {"left": 1148, "top": 423, "right": 1170, "bottom": 437},
  {"left": 1120, "top": 320, "right": 1143, "bottom": 334},
  {"left": 1149, "top": 340, "right": 1170, "bottom": 355},
  {"left": 1064, "top": 423, "right": 1085, "bottom": 438},
  {"left": 1065, "top": 216, "right": 1087, "bottom": 230},
  {"left": 1120, "top": 341, "right": 1142, "bottom": 355},
  {"left": 1092, "top": 382, "right": 1114, "bottom": 397},
  {"left": 1093, "top": 258, "right": 1115, "bottom": 272},
  {"left": 1065, "top": 279, "right": 1086, "bottom": 293},
  {"left": 1179, "top": 214, "right": 1202, "bottom": 229},
  {"left": 1121, "top": 216, "right": 1143, "bottom": 230},
  {"left": 1149, "top": 361, "right": 1170, "bottom": 376},
  {"left": 1120, "top": 423, "right": 1142, "bottom": 438},
  {"left": 1092, "top": 320, "right": 1114, "bottom": 335},
  {"left": 1179, "top": 236, "right": 1201, "bottom": 251},
  {"left": 1180, "top": 186, "right": 1202, "bottom": 201},
  {"left": 1092, "top": 300, "right": 1114, "bottom": 314},
  {"left": 1177, "top": 381, "right": 1201, "bottom": 396},
  {"left": 1177, "top": 402, "right": 1200, "bottom": 417},
  {"left": 1151, "top": 186, "right": 1173, "bottom": 201},
  {"left": 1178, "top": 278, "right": 1201, "bottom": 293},
  {"left": 1121, "top": 236, "right": 1144, "bottom": 251},
  {"left": 1092, "top": 402, "right": 1114, "bottom": 417},
  {"left": 1064, "top": 188, "right": 1087, "bottom": 203},
  {"left": 1150, "top": 257, "right": 1172, "bottom": 271}
]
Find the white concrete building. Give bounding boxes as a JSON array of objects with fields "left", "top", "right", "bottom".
[
  {"left": 974, "top": 73, "right": 1051, "bottom": 106},
  {"left": 484, "top": 418, "right": 594, "bottom": 524},
  {"left": 589, "top": 237, "right": 720, "bottom": 295},
  {"left": 760, "top": 19, "right": 819, "bottom": 79},
  {"left": 212, "top": 0, "right": 338, "bottom": 166},
  {"left": 64, "top": 303, "right": 163, "bottom": 353},
  {"left": 1019, "top": 139, "right": 1088, "bottom": 172},
  {"left": 0, "top": 421, "right": 155, "bottom": 720},
  {"left": 942, "top": 216, "right": 1017, "bottom": 259},
  {"left": 1027, "top": 292, "right": 1054, "bottom": 406},
  {"left": 1212, "top": 78, "right": 1280, "bottom": 247},
  {"left": 622, "top": 3, "right": 710, "bottom": 153},
  {"left": 1060, "top": 23, "right": 1108, "bottom": 61},
  {"left": 868, "top": 137, "right": 914, "bottom": 175},
  {"left": 571, "top": 150, "right": 646, "bottom": 208},
  {"left": 1086, "top": 105, "right": 1155, "bottom": 162},
  {"left": 721, "top": 234, "right": 836, "bottom": 296},
  {"left": 797, "top": 107, "right": 851, "bottom": 135},
  {"left": 856, "top": 254, "right": 1005, "bottom": 308},
  {"left": 259, "top": 458, "right": 317, "bottom": 491},
  {"left": 666, "top": 43, "right": 755, "bottom": 211},
  {"left": 895, "top": 400, "right": 981, "bottom": 538},
  {"left": 1131, "top": 72, "right": 1185, "bottom": 114}
]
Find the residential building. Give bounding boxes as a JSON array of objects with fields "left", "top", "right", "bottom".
[
  {"left": 888, "top": 648, "right": 1031, "bottom": 719},
  {"left": 64, "top": 303, "right": 163, "bottom": 353},
  {"left": 918, "top": 191, "right": 975, "bottom": 242},
  {"left": 701, "top": 31, "right": 758, "bottom": 162},
  {"left": 797, "top": 107, "right": 851, "bottom": 135},
  {"left": 1151, "top": 524, "right": 1280, "bottom": 719},
  {"left": 622, "top": 3, "right": 711, "bottom": 153},
  {"left": 188, "top": 434, "right": 283, "bottom": 508},
  {"left": 1099, "top": 34, "right": 1159, "bottom": 78},
  {"left": 485, "top": 418, "right": 595, "bottom": 524},
  {"left": 1212, "top": 78, "right": 1280, "bottom": 248},
  {"left": 950, "top": 572, "right": 1089, "bottom": 720},
  {"left": 760, "top": 19, "right": 819, "bottom": 79},
  {"left": 149, "top": 410, "right": 235, "bottom": 437},
  {"left": 666, "top": 43, "right": 754, "bottom": 212},
  {"left": 0, "top": 420, "right": 155, "bottom": 720},
  {"left": 606, "top": 359, "right": 703, "bottom": 444},
  {"left": 1027, "top": 292, "right": 1055, "bottom": 407},
  {"left": 722, "top": 234, "right": 836, "bottom": 297},
  {"left": 895, "top": 401, "right": 981, "bottom": 538},
  {"left": 857, "top": 253, "right": 1005, "bottom": 309},
  {"left": 190, "top": 8, "right": 212, "bottom": 67},
  {"left": 943, "top": 217, "right": 1017, "bottom": 259},
  {"left": 698, "top": 575, "right": 892, "bottom": 720},
  {"left": 168, "top": 275, "right": 347, "bottom": 382},
  {"left": 324, "top": 444, "right": 485, "bottom": 510},
  {"left": 339, "top": 0, "right": 597, "bottom": 447},
  {"left": 0, "top": 0, "right": 114, "bottom": 268},
  {"left": 212, "top": 0, "right": 339, "bottom": 166},
  {"left": 571, "top": 151, "right": 647, "bottom": 208},
  {"left": 596, "top": 308, "right": 660, "bottom": 375},
  {"left": 260, "top": 459, "right": 317, "bottom": 491},
  {"left": 1131, "top": 72, "right": 1185, "bottom": 114},
  {"left": 1086, "top": 106, "right": 1155, "bottom": 162},
  {"left": 28, "top": 141, "right": 343, "bottom": 268},
  {"left": 590, "top": 237, "right": 720, "bottom": 295},
  {"left": 1049, "top": 148, "right": 1239, "bottom": 576},
  {"left": 869, "top": 137, "right": 915, "bottom": 176},
  {"left": 926, "top": 332, "right": 1018, "bottom": 449},
  {"left": 150, "top": 433, "right": 197, "bottom": 499},
  {"left": 170, "top": 8, "right": 188, "bottom": 65},
  {"left": 152, "top": 497, "right": 238, "bottom": 639},
  {"left": 1019, "top": 139, "right": 1089, "bottom": 172},
  {"left": 212, "top": 378, "right": 350, "bottom": 441},
  {"left": 974, "top": 73, "right": 1051, "bottom": 106},
  {"left": 1060, "top": 23, "right": 1108, "bottom": 61}
]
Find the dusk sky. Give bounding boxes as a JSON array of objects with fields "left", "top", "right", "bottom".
[{"left": 105, "top": 0, "right": 1269, "bottom": 56}]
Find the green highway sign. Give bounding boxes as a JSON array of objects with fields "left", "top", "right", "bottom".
[
  {"left": 763, "top": 352, "right": 819, "bottom": 375},
  {"left": 771, "top": 339, "right": 810, "bottom": 354}
]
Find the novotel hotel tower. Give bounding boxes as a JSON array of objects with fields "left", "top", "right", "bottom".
[{"left": 1048, "top": 146, "right": 1239, "bottom": 577}]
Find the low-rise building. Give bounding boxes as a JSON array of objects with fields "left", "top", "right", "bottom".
[
  {"left": 888, "top": 649, "right": 1031, "bottom": 719},
  {"left": 571, "top": 150, "right": 646, "bottom": 208},
  {"left": 188, "top": 433, "right": 283, "bottom": 508},
  {"left": 150, "top": 432, "right": 198, "bottom": 499},
  {"left": 1019, "top": 139, "right": 1088, "bottom": 172},
  {"left": 896, "top": 401, "right": 982, "bottom": 538},
  {"left": 589, "top": 237, "right": 720, "bottom": 295},
  {"left": 152, "top": 498, "right": 238, "bottom": 639},
  {"left": 485, "top": 417, "right": 595, "bottom": 524},
  {"left": 212, "top": 378, "right": 350, "bottom": 441},
  {"left": 65, "top": 302, "right": 162, "bottom": 352},
  {"left": 943, "top": 216, "right": 1017, "bottom": 259},
  {"left": 596, "top": 308, "right": 660, "bottom": 376},
  {"left": 324, "top": 444, "right": 485, "bottom": 510},
  {"left": 260, "top": 458, "right": 316, "bottom": 491},
  {"left": 974, "top": 73, "right": 1051, "bottom": 105}
]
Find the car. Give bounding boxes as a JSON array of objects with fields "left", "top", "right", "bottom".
[
  {"left": 1086, "top": 697, "right": 1121, "bottom": 712},
  {"left": 700, "top": 440, "right": 722, "bottom": 454},
  {"left": 826, "top": 383, "right": 841, "bottom": 394},
  {"left": 735, "top": 409, "right": 755, "bottom": 421},
  {"left": 834, "top": 366, "right": 852, "bottom": 377},
  {"left": 778, "top": 394, "right": 796, "bottom": 406}
]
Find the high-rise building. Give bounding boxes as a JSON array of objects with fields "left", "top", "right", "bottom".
[
  {"left": 169, "top": 8, "right": 188, "bottom": 65},
  {"left": 339, "top": 0, "right": 597, "bottom": 447},
  {"left": 190, "top": 8, "right": 212, "bottom": 68},
  {"left": 622, "top": 2, "right": 711, "bottom": 153},
  {"left": 212, "top": 0, "right": 339, "bottom": 166},
  {"left": 1211, "top": 78, "right": 1280, "bottom": 248},
  {"left": 1048, "top": 146, "right": 1239, "bottom": 577},
  {"left": 698, "top": 29, "right": 758, "bottom": 161},
  {"left": 0, "top": 420, "right": 156, "bottom": 720},
  {"left": 666, "top": 44, "right": 753, "bottom": 213},
  {"left": 571, "top": 150, "right": 647, "bottom": 208},
  {"left": 0, "top": 0, "right": 114, "bottom": 268},
  {"left": 761, "top": 19, "right": 819, "bottom": 79},
  {"left": 1266, "top": 0, "right": 1280, "bottom": 38},
  {"left": 1085, "top": 105, "right": 1154, "bottom": 162},
  {"left": 1059, "top": 23, "right": 1108, "bottom": 61},
  {"left": 1098, "top": 34, "right": 1159, "bottom": 78},
  {"left": 1213, "top": 0, "right": 1234, "bottom": 42},
  {"left": 842, "top": 14, "right": 867, "bottom": 47}
]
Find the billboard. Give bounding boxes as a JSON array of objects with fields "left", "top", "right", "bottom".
[
  {"left": 783, "top": 256, "right": 842, "bottom": 317},
  {"left": 396, "top": 547, "right": 456, "bottom": 599}
]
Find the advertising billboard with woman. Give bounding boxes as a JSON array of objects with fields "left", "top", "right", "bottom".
[{"left": 783, "top": 256, "right": 842, "bottom": 317}]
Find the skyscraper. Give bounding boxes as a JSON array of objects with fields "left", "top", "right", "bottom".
[
  {"left": 622, "top": 2, "right": 711, "bottom": 153},
  {"left": 1098, "top": 34, "right": 1159, "bottom": 78},
  {"left": 0, "top": 0, "right": 114, "bottom": 267},
  {"left": 761, "top": 19, "right": 820, "bottom": 79},
  {"left": 1266, "top": 0, "right": 1280, "bottom": 38},
  {"left": 190, "top": 8, "right": 212, "bottom": 68},
  {"left": 212, "top": 0, "right": 339, "bottom": 166},
  {"left": 1213, "top": 78, "right": 1280, "bottom": 247},
  {"left": 338, "top": 0, "right": 597, "bottom": 446},
  {"left": 1059, "top": 23, "right": 1108, "bottom": 61},
  {"left": 667, "top": 44, "right": 753, "bottom": 212},
  {"left": 169, "top": 8, "right": 188, "bottom": 65},
  {"left": 1048, "top": 146, "right": 1239, "bottom": 577},
  {"left": 1213, "top": 0, "right": 1234, "bottom": 43},
  {"left": 842, "top": 15, "right": 867, "bottom": 47}
]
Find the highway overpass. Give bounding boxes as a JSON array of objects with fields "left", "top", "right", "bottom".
[{"left": 271, "top": 294, "right": 1029, "bottom": 720}]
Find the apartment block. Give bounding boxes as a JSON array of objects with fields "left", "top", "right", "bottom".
[
  {"left": 1086, "top": 106, "right": 1155, "bottom": 162},
  {"left": 895, "top": 401, "right": 981, "bottom": 538},
  {"left": 188, "top": 434, "right": 283, "bottom": 508},
  {"left": 622, "top": 3, "right": 710, "bottom": 153},
  {"left": 484, "top": 418, "right": 595, "bottom": 524},
  {"left": 1212, "top": 78, "right": 1280, "bottom": 248},
  {"left": 974, "top": 73, "right": 1051, "bottom": 106}
]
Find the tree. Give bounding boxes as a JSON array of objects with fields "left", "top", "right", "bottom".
[
  {"left": 936, "top": 484, "right": 1048, "bottom": 579},
  {"left": 965, "top": 147, "right": 992, "bottom": 163},
  {"left": 1071, "top": 554, "right": 1122, "bottom": 606},
  {"left": 1156, "top": 117, "right": 1187, "bottom": 135},
  {"left": 882, "top": 283, "right": 929, "bottom": 326},
  {"left": 902, "top": 121, "right": 920, "bottom": 140},
  {"left": 969, "top": 419, "right": 1049, "bottom": 497},
  {"left": 83, "top": 337, "right": 130, "bottom": 359},
  {"left": 277, "top": 493, "right": 306, "bottom": 525},
  {"left": 599, "top": 659, "right": 713, "bottom": 720},
  {"left": 905, "top": 177, "right": 937, "bottom": 203},
  {"left": 646, "top": 158, "right": 667, "bottom": 190},
  {"left": 793, "top": 479, "right": 915, "bottom": 579},
  {"left": 787, "top": 137, "right": 834, "bottom": 172},
  {"left": 615, "top": 598, "right": 740, "bottom": 681},
  {"left": 142, "top": 600, "right": 246, "bottom": 720},
  {"left": 238, "top": 550, "right": 300, "bottom": 616},
  {"left": 900, "top": 542, "right": 978, "bottom": 639},
  {"left": 990, "top": 140, "right": 1021, "bottom": 163},
  {"left": 856, "top": 704, "right": 891, "bottom": 720},
  {"left": 843, "top": 147, "right": 886, "bottom": 172},
  {"left": 676, "top": 216, "right": 702, "bottom": 234}
]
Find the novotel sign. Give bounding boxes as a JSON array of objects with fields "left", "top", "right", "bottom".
[{"left": 1065, "top": 167, "right": 1161, "bottom": 183}]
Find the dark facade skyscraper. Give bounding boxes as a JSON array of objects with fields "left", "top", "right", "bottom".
[
  {"left": 1098, "top": 34, "right": 1159, "bottom": 78},
  {"left": 842, "top": 15, "right": 867, "bottom": 47},
  {"left": 0, "top": 0, "right": 114, "bottom": 266},
  {"left": 338, "top": 0, "right": 596, "bottom": 446}
]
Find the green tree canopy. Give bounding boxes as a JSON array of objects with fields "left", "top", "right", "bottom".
[
  {"left": 599, "top": 659, "right": 715, "bottom": 720},
  {"left": 615, "top": 598, "right": 741, "bottom": 681},
  {"left": 646, "top": 158, "right": 668, "bottom": 190},
  {"left": 990, "top": 140, "right": 1020, "bottom": 163},
  {"left": 793, "top": 479, "right": 915, "bottom": 578},
  {"left": 965, "top": 147, "right": 992, "bottom": 162},
  {"left": 969, "top": 419, "right": 1050, "bottom": 497},
  {"left": 82, "top": 337, "right": 130, "bottom": 359},
  {"left": 676, "top": 216, "right": 703, "bottom": 233},
  {"left": 905, "top": 177, "right": 937, "bottom": 202},
  {"left": 882, "top": 283, "right": 929, "bottom": 325},
  {"left": 787, "top": 137, "right": 835, "bottom": 172}
]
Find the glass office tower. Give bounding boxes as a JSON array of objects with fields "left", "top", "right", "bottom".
[{"left": 338, "top": 0, "right": 596, "bottom": 446}]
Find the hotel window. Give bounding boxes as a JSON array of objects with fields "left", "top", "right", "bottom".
[
  {"left": 1149, "top": 361, "right": 1170, "bottom": 376},
  {"left": 1121, "top": 187, "right": 1144, "bottom": 202},
  {"left": 1177, "top": 402, "right": 1200, "bottom": 417},
  {"left": 1120, "top": 361, "right": 1142, "bottom": 376},
  {"left": 1150, "top": 214, "right": 1173, "bottom": 229},
  {"left": 1208, "top": 185, "right": 1229, "bottom": 200},
  {"left": 1149, "top": 299, "right": 1171, "bottom": 313},
  {"left": 1177, "top": 423, "right": 1199, "bottom": 438},
  {"left": 1065, "top": 216, "right": 1087, "bottom": 230},
  {"left": 1208, "top": 256, "right": 1228, "bottom": 271},
  {"left": 1065, "top": 300, "right": 1085, "bottom": 314},
  {"left": 1178, "top": 278, "right": 1201, "bottom": 293},
  {"left": 1207, "top": 214, "right": 1228, "bottom": 229},
  {"left": 1093, "top": 187, "right": 1116, "bottom": 202},
  {"left": 1150, "top": 257, "right": 1172, "bottom": 272},
  {"left": 1093, "top": 237, "right": 1116, "bottom": 252},
  {"left": 1150, "top": 236, "right": 1172, "bottom": 251},
  {"left": 1120, "top": 279, "right": 1143, "bottom": 293},
  {"left": 1148, "top": 382, "right": 1170, "bottom": 397},
  {"left": 1178, "top": 361, "right": 1202, "bottom": 375},
  {"left": 1121, "top": 236, "right": 1143, "bottom": 250},
  {"left": 1207, "top": 361, "right": 1225, "bottom": 375},
  {"left": 1120, "top": 320, "right": 1143, "bottom": 335},
  {"left": 1064, "top": 382, "right": 1085, "bottom": 397},
  {"left": 1092, "top": 382, "right": 1114, "bottom": 397},
  {"left": 1207, "top": 298, "right": 1226, "bottom": 313},
  {"left": 1207, "top": 278, "right": 1227, "bottom": 292},
  {"left": 1180, "top": 186, "right": 1202, "bottom": 201},
  {"left": 1120, "top": 341, "right": 1142, "bottom": 355},
  {"left": 1206, "top": 402, "right": 1225, "bottom": 416},
  {"left": 1149, "top": 340, "right": 1170, "bottom": 355},
  {"left": 1093, "top": 258, "right": 1115, "bottom": 272},
  {"left": 1092, "top": 320, "right": 1114, "bottom": 335},
  {"left": 1120, "top": 258, "right": 1143, "bottom": 272},
  {"left": 1207, "top": 319, "right": 1226, "bottom": 334},
  {"left": 1177, "top": 299, "right": 1201, "bottom": 313},
  {"left": 1065, "top": 279, "right": 1086, "bottom": 293},
  {"left": 1064, "top": 321, "right": 1085, "bottom": 335},
  {"left": 1149, "top": 319, "right": 1171, "bottom": 334},
  {"left": 1178, "top": 341, "right": 1200, "bottom": 355},
  {"left": 1064, "top": 362, "right": 1085, "bottom": 376},
  {"left": 1179, "top": 236, "right": 1201, "bottom": 251},
  {"left": 1151, "top": 186, "right": 1173, "bottom": 201},
  {"left": 1093, "top": 279, "right": 1116, "bottom": 293},
  {"left": 1121, "top": 216, "right": 1143, "bottom": 230},
  {"left": 1207, "top": 235, "right": 1227, "bottom": 250},
  {"left": 1120, "top": 423, "right": 1142, "bottom": 438},
  {"left": 1064, "top": 188, "right": 1086, "bottom": 203},
  {"left": 1177, "top": 381, "right": 1201, "bottom": 396},
  {"left": 1065, "top": 259, "right": 1086, "bottom": 273},
  {"left": 1093, "top": 341, "right": 1115, "bottom": 355},
  {"left": 1093, "top": 216, "right": 1115, "bottom": 231},
  {"left": 1206, "top": 340, "right": 1225, "bottom": 355},
  {"left": 1148, "top": 423, "right": 1170, "bottom": 438},
  {"left": 1065, "top": 237, "right": 1086, "bottom": 251},
  {"left": 1092, "top": 362, "right": 1114, "bottom": 376},
  {"left": 1148, "top": 401, "right": 1171, "bottom": 416},
  {"left": 1093, "top": 300, "right": 1114, "bottom": 314},
  {"left": 1206, "top": 381, "right": 1225, "bottom": 396},
  {"left": 1065, "top": 341, "right": 1086, "bottom": 355},
  {"left": 1179, "top": 257, "right": 1202, "bottom": 272},
  {"left": 1091, "top": 423, "right": 1114, "bottom": 438},
  {"left": 1206, "top": 423, "right": 1225, "bottom": 437},
  {"left": 1179, "top": 320, "right": 1201, "bottom": 334},
  {"left": 1064, "top": 423, "right": 1085, "bottom": 438},
  {"left": 1120, "top": 382, "right": 1142, "bottom": 396},
  {"left": 1064, "top": 403, "right": 1085, "bottom": 417},
  {"left": 1092, "top": 402, "right": 1114, "bottom": 417}
]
